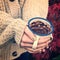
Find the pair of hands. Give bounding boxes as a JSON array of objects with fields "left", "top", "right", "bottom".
[{"left": 20, "top": 26, "right": 51, "bottom": 53}]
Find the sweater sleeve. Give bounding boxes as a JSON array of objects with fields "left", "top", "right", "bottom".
[
  {"left": 13, "top": 18, "right": 26, "bottom": 45},
  {"left": 0, "top": 11, "right": 27, "bottom": 45}
]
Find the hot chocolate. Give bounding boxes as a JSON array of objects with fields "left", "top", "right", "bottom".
[{"left": 30, "top": 21, "right": 52, "bottom": 35}]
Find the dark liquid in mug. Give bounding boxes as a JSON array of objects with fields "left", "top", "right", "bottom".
[{"left": 30, "top": 21, "right": 51, "bottom": 35}]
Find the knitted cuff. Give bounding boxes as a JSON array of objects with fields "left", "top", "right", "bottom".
[{"left": 13, "top": 19, "right": 27, "bottom": 45}]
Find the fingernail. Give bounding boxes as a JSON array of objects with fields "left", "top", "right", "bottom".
[
  {"left": 43, "top": 49, "right": 45, "bottom": 52},
  {"left": 47, "top": 46, "right": 49, "bottom": 48}
]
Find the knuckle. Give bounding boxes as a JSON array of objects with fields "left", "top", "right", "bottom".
[
  {"left": 21, "top": 43, "right": 25, "bottom": 46},
  {"left": 22, "top": 39, "right": 25, "bottom": 42},
  {"left": 28, "top": 51, "right": 33, "bottom": 53},
  {"left": 22, "top": 38, "right": 27, "bottom": 42},
  {"left": 22, "top": 37, "right": 25, "bottom": 42},
  {"left": 47, "top": 40, "right": 51, "bottom": 44}
]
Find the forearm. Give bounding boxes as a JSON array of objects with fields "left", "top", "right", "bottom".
[
  {"left": 0, "top": 11, "right": 27, "bottom": 45},
  {"left": 0, "top": 19, "right": 26, "bottom": 45},
  {"left": 0, "top": 23, "right": 14, "bottom": 45},
  {"left": 0, "top": 11, "right": 14, "bottom": 45}
]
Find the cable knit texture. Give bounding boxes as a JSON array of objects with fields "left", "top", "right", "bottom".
[
  {"left": 0, "top": 11, "right": 26, "bottom": 45},
  {"left": 0, "top": 0, "right": 49, "bottom": 59}
]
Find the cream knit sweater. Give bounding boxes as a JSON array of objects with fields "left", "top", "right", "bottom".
[
  {"left": 0, "top": 11, "right": 26, "bottom": 45},
  {"left": 0, "top": 0, "right": 48, "bottom": 59}
]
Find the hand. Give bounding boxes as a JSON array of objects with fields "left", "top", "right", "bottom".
[
  {"left": 21, "top": 34, "right": 51, "bottom": 53},
  {"left": 20, "top": 26, "right": 52, "bottom": 53},
  {"left": 32, "top": 36, "right": 52, "bottom": 53},
  {"left": 20, "top": 26, "right": 35, "bottom": 53}
]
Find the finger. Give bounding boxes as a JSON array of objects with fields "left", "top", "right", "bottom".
[
  {"left": 25, "top": 48, "right": 34, "bottom": 53},
  {"left": 28, "top": 51, "right": 34, "bottom": 53},
  {"left": 38, "top": 37, "right": 51, "bottom": 44},
  {"left": 32, "top": 46, "right": 45, "bottom": 53},
  {"left": 37, "top": 40, "right": 51, "bottom": 48},
  {"left": 22, "top": 33, "right": 34, "bottom": 43},
  {"left": 25, "top": 26, "right": 35, "bottom": 41},
  {"left": 25, "top": 48, "right": 41, "bottom": 53},
  {"left": 25, "top": 47, "right": 45, "bottom": 53},
  {"left": 21, "top": 42, "right": 32, "bottom": 48}
]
